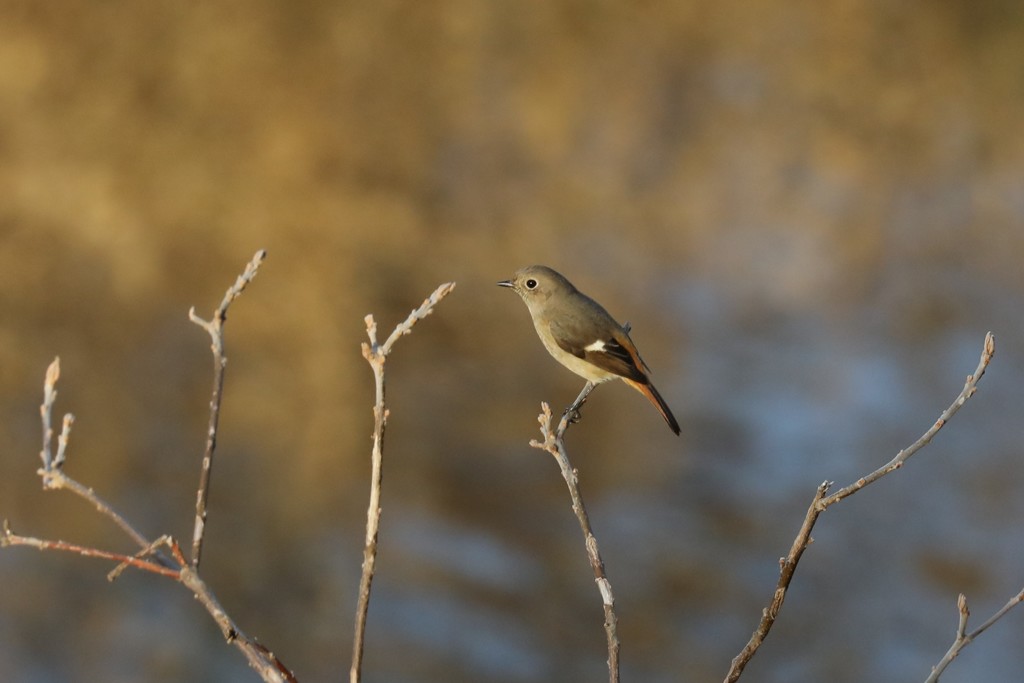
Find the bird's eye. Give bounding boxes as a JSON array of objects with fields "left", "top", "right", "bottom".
[{"left": 525, "top": 279, "right": 538, "bottom": 290}]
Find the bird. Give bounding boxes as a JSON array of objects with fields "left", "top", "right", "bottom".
[{"left": 499, "top": 265, "right": 680, "bottom": 435}]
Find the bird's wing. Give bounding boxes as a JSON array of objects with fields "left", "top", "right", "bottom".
[{"left": 550, "top": 315, "right": 647, "bottom": 382}]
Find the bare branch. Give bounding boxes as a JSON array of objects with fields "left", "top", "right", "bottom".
[
  {"left": 179, "top": 563, "right": 299, "bottom": 683},
  {"left": 38, "top": 468, "right": 158, "bottom": 555},
  {"left": 53, "top": 413, "right": 75, "bottom": 469},
  {"left": 725, "top": 332, "right": 995, "bottom": 682},
  {"left": 926, "top": 589, "right": 1024, "bottom": 682},
  {"left": 531, "top": 400, "right": 620, "bottom": 683},
  {"left": 2, "top": 522, "right": 179, "bottom": 579},
  {"left": 39, "top": 357, "right": 60, "bottom": 470},
  {"left": 4, "top": 521, "right": 295, "bottom": 682},
  {"left": 3, "top": 262, "right": 299, "bottom": 683},
  {"left": 108, "top": 534, "right": 178, "bottom": 581},
  {"left": 819, "top": 331, "right": 995, "bottom": 508},
  {"left": 188, "top": 249, "right": 268, "bottom": 570},
  {"left": 378, "top": 281, "right": 457, "bottom": 355},
  {"left": 725, "top": 483, "right": 829, "bottom": 681},
  {"left": 351, "top": 281, "right": 456, "bottom": 683},
  {"left": 34, "top": 357, "right": 157, "bottom": 554}
]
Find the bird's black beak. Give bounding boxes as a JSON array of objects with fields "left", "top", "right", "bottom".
[{"left": 497, "top": 279, "right": 514, "bottom": 288}]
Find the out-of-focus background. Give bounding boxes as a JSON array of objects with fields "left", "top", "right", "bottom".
[{"left": 1, "top": 2, "right": 1023, "bottom": 682}]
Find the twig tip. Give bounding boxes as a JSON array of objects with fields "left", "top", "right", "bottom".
[{"left": 45, "top": 357, "right": 60, "bottom": 386}]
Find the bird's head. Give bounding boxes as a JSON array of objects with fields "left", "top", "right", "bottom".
[{"left": 498, "top": 265, "right": 576, "bottom": 311}]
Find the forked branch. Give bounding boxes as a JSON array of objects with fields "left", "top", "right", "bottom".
[
  {"left": 3, "top": 253, "right": 294, "bottom": 682},
  {"left": 926, "top": 589, "right": 1024, "bottom": 682},
  {"left": 189, "top": 249, "right": 267, "bottom": 570},
  {"left": 725, "top": 332, "right": 996, "bottom": 682},
  {"left": 350, "top": 281, "right": 456, "bottom": 683}
]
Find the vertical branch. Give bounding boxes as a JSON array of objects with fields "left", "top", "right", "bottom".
[
  {"left": 352, "top": 321, "right": 386, "bottom": 683},
  {"left": 926, "top": 594, "right": 971, "bottom": 683},
  {"left": 532, "top": 401, "right": 620, "bottom": 683},
  {"left": 53, "top": 413, "right": 75, "bottom": 469},
  {"left": 188, "top": 249, "right": 267, "bottom": 570},
  {"left": 38, "top": 357, "right": 61, "bottom": 470},
  {"left": 350, "top": 282, "right": 456, "bottom": 683}
]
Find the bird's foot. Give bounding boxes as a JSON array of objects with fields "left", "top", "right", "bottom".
[{"left": 563, "top": 398, "right": 587, "bottom": 424}]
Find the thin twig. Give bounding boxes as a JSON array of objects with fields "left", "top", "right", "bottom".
[
  {"left": 350, "top": 281, "right": 456, "bottom": 683},
  {"left": 40, "top": 469, "right": 158, "bottom": 555},
  {"left": 725, "top": 332, "right": 995, "bottom": 682},
  {"left": 53, "top": 413, "right": 74, "bottom": 469},
  {"left": 2, "top": 267, "right": 299, "bottom": 683},
  {"left": 2, "top": 521, "right": 179, "bottom": 579},
  {"left": 926, "top": 589, "right": 1024, "bottom": 682},
  {"left": 38, "top": 357, "right": 60, "bottom": 470},
  {"left": 188, "top": 249, "right": 267, "bottom": 570},
  {"left": 725, "top": 483, "right": 829, "bottom": 681},
  {"left": 531, "top": 401, "right": 620, "bottom": 683},
  {"left": 108, "top": 534, "right": 177, "bottom": 581},
  {"left": 2, "top": 521, "right": 295, "bottom": 682},
  {"left": 35, "top": 356, "right": 158, "bottom": 555},
  {"left": 819, "top": 332, "right": 995, "bottom": 508}
]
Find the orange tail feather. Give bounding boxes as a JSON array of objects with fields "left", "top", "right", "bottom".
[{"left": 623, "top": 378, "right": 680, "bottom": 436}]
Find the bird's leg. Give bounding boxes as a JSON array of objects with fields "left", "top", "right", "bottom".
[{"left": 564, "top": 381, "right": 596, "bottom": 424}]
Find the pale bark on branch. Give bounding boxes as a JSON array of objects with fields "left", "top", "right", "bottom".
[
  {"left": 725, "top": 332, "right": 996, "bottom": 682},
  {"left": 350, "top": 281, "right": 456, "bottom": 683}
]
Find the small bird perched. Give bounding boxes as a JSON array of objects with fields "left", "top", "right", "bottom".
[{"left": 499, "top": 265, "right": 680, "bottom": 435}]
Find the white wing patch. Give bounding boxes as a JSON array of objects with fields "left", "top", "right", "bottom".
[{"left": 583, "top": 340, "right": 606, "bottom": 352}]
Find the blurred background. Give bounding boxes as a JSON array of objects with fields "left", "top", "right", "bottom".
[{"left": 1, "top": 1, "right": 1023, "bottom": 681}]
